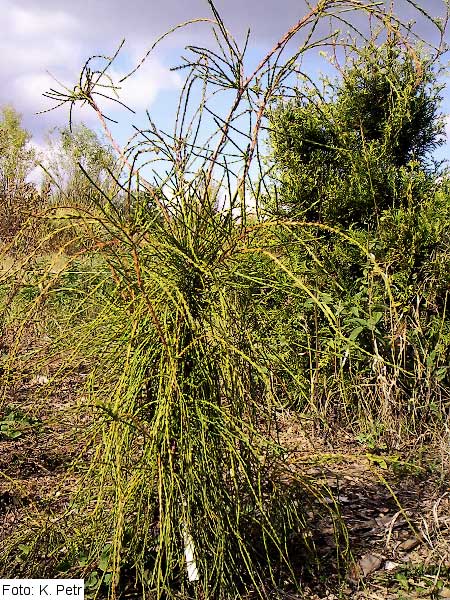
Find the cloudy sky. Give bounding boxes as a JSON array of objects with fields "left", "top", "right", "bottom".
[{"left": 1, "top": 0, "right": 449, "bottom": 167}]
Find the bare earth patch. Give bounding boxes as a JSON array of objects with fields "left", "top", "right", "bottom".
[{"left": 1, "top": 387, "right": 449, "bottom": 598}]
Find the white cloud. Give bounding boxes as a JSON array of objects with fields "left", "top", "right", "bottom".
[
  {"left": 0, "top": 0, "right": 184, "bottom": 139},
  {"left": 6, "top": 70, "right": 97, "bottom": 136},
  {"left": 0, "top": 1, "right": 83, "bottom": 122},
  {"left": 10, "top": 5, "right": 78, "bottom": 37},
  {"left": 12, "top": 72, "right": 64, "bottom": 112},
  {"left": 0, "top": 38, "right": 78, "bottom": 76},
  {"left": 102, "top": 60, "right": 182, "bottom": 113}
]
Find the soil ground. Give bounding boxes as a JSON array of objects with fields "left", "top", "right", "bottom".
[{"left": 1, "top": 369, "right": 449, "bottom": 599}]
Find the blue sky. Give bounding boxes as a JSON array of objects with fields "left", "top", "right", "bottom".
[{"left": 1, "top": 0, "right": 449, "bottom": 183}]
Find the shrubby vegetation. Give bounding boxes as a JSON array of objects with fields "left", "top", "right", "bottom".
[
  {"left": 0, "top": 106, "right": 40, "bottom": 244},
  {"left": 264, "top": 40, "right": 450, "bottom": 438},
  {"left": 1, "top": 1, "right": 449, "bottom": 598}
]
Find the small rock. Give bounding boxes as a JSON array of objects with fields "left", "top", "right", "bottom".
[
  {"left": 358, "top": 553, "right": 383, "bottom": 576},
  {"left": 399, "top": 537, "right": 422, "bottom": 552},
  {"left": 384, "top": 560, "right": 401, "bottom": 571},
  {"left": 30, "top": 375, "right": 49, "bottom": 385},
  {"left": 439, "top": 588, "right": 450, "bottom": 598}
]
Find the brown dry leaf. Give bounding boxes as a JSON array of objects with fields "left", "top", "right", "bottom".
[
  {"left": 358, "top": 553, "right": 383, "bottom": 576},
  {"left": 399, "top": 537, "right": 422, "bottom": 552}
]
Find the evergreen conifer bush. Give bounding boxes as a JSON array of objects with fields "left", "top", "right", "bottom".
[{"left": 266, "top": 33, "right": 450, "bottom": 439}]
